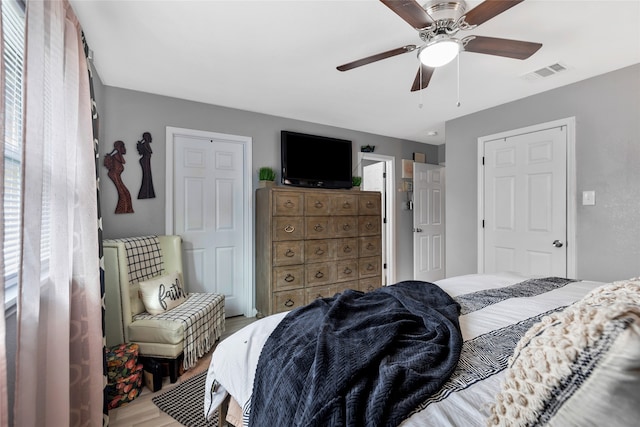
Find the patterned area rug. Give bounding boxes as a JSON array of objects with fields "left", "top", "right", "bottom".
[{"left": 152, "top": 371, "right": 218, "bottom": 427}]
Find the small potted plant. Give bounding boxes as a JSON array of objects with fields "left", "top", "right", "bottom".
[
  {"left": 258, "top": 167, "right": 276, "bottom": 188},
  {"left": 351, "top": 176, "right": 362, "bottom": 190}
]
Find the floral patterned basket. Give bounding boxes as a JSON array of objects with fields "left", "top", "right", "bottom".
[{"left": 105, "top": 343, "right": 144, "bottom": 409}]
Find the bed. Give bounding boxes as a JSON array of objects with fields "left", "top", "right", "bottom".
[{"left": 204, "top": 272, "right": 640, "bottom": 426}]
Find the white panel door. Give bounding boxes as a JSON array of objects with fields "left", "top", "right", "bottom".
[
  {"left": 413, "top": 163, "right": 445, "bottom": 282},
  {"left": 363, "top": 162, "right": 384, "bottom": 193},
  {"left": 483, "top": 126, "right": 567, "bottom": 276},
  {"left": 363, "top": 161, "right": 387, "bottom": 285},
  {"left": 173, "top": 133, "right": 246, "bottom": 316}
]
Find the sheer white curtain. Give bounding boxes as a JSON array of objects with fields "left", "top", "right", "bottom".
[{"left": 13, "top": 0, "right": 103, "bottom": 425}]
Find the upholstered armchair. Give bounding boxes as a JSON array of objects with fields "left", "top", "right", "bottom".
[{"left": 104, "top": 235, "right": 225, "bottom": 382}]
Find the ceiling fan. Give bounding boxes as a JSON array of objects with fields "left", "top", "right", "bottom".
[{"left": 337, "top": 0, "right": 542, "bottom": 92}]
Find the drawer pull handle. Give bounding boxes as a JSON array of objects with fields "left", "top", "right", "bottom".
[
  {"left": 367, "top": 286, "right": 375, "bottom": 292},
  {"left": 315, "top": 248, "right": 325, "bottom": 255},
  {"left": 343, "top": 202, "right": 351, "bottom": 208},
  {"left": 343, "top": 267, "right": 352, "bottom": 275},
  {"left": 284, "top": 299, "right": 294, "bottom": 307},
  {"left": 284, "top": 200, "right": 294, "bottom": 208},
  {"left": 343, "top": 246, "right": 352, "bottom": 253},
  {"left": 284, "top": 225, "right": 295, "bottom": 233},
  {"left": 285, "top": 249, "right": 295, "bottom": 257},
  {"left": 284, "top": 274, "right": 295, "bottom": 282},
  {"left": 315, "top": 294, "right": 323, "bottom": 299},
  {"left": 342, "top": 224, "right": 351, "bottom": 231},
  {"left": 367, "top": 243, "right": 375, "bottom": 250},
  {"left": 367, "top": 263, "right": 375, "bottom": 271},
  {"left": 315, "top": 271, "right": 324, "bottom": 279},
  {"left": 314, "top": 201, "right": 323, "bottom": 208},
  {"left": 365, "top": 222, "right": 374, "bottom": 230},
  {"left": 314, "top": 224, "right": 324, "bottom": 232},
  {"left": 366, "top": 201, "right": 374, "bottom": 208}
]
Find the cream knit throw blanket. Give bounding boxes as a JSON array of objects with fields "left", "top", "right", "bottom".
[{"left": 488, "top": 277, "right": 640, "bottom": 426}]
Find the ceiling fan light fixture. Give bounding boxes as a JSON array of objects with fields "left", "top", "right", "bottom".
[{"left": 418, "top": 37, "right": 460, "bottom": 67}]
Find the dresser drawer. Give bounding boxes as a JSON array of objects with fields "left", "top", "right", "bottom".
[
  {"left": 305, "top": 284, "right": 336, "bottom": 304},
  {"left": 359, "top": 256, "right": 381, "bottom": 279},
  {"left": 359, "top": 193, "right": 381, "bottom": 215},
  {"left": 336, "top": 259, "right": 358, "bottom": 282},
  {"left": 359, "top": 236, "right": 381, "bottom": 257},
  {"left": 273, "top": 192, "right": 303, "bottom": 216},
  {"left": 332, "top": 194, "right": 358, "bottom": 215},
  {"left": 273, "top": 241, "right": 304, "bottom": 266},
  {"left": 359, "top": 277, "right": 381, "bottom": 293},
  {"left": 305, "top": 194, "right": 331, "bottom": 215},
  {"left": 305, "top": 217, "right": 332, "bottom": 239},
  {"left": 305, "top": 239, "right": 335, "bottom": 263},
  {"left": 273, "top": 217, "right": 304, "bottom": 241},
  {"left": 333, "top": 216, "right": 358, "bottom": 238},
  {"left": 358, "top": 216, "right": 381, "bottom": 236},
  {"left": 273, "top": 289, "right": 304, "bottom": 313},
  {"left": 335, "top": 238, "right": 358, "bottom": 259},
  {"left": 305, "top": 262, "right": 336, "bottom": 286},
  {"left": 335, "top": 280, "right": 359, "bottom": 294},
  {"left": 273, "top": 265, "right": 304, "bottom": 291}
]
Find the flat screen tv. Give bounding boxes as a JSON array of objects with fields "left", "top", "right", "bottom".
[{"left": 281, "top": 131, "right": 352, "bottom": 189}]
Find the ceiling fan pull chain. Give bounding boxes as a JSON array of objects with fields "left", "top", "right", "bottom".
[
  {"left": 456, "top": 53, "right": 461, "bottom": 107},
  {"left": 418, "top": 64, "right": 424, "bottom": 109}
]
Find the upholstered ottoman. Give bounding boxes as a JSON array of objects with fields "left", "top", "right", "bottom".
[{"left": 105, "top": 343, "right": 144, "bottom": 410}]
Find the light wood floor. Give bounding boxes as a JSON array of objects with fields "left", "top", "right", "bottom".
[{"left": 108, "top": 316, "right": 256, "bottom": 427}]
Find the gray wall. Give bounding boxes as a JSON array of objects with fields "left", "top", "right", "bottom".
[
  {"left": 446, "top": 64, "right": 640, "bottom": 282},
  {"left": 438, "top": 144, "right": 446, "bottom": 164},
  {"left": 99, "top": 86, "right": 439, "bottom": 282}
]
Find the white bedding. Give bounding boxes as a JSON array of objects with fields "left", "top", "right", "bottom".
[{"left": 204, "top": 272, "right": 605, "bottom": 426}]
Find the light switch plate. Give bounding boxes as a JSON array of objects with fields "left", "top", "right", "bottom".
[{"left": 582, "top": 190, "right": 596, "bottom": 206}]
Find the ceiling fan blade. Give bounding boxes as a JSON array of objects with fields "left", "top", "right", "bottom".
[
  {"left": 380, "top": 0, "right": 433, "bottom": 30},
  {"left": 410, "top": 64, "right": 435, "bottom": 92},
  {"left": 337, "top": 45, "right": 416, "bottom": 71},
  {"left": 463, "top": 36, "right": 542, "bottom": 60},
  {"left": 463, "top": 0, "right": 524, "bottom": 27}
]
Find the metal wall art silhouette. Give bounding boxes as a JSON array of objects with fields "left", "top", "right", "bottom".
[
  {"left": 104, "top": 140, "right": 134, "bottom": 214},
  {"left": 136, "top": 131, "right": 156, "bottom": 199}
]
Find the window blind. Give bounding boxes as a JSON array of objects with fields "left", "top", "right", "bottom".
[{"left": 2, "top": 0, "right": 25, "bottom": 307}]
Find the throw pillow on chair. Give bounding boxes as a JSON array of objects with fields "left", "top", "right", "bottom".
[{"left": 138, "top": 271, "right": 188, "bottom": 315}]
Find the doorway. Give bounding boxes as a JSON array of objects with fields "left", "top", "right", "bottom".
[
  {"left": 165, "top": 127, "right": 253, "bottom": 317},
  {"left": 413, "top": 163, "right": 446, "bottom": 282},
  {"left": 358, "top": 152, "right": 396, "bottom": 285},
  {"left": 477, "top": 117, "right": 576, "bottom": 278}
]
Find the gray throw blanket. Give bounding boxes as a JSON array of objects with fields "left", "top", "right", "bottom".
[{"left": 249, "top": 281, "right": 462, "bottom": 427}]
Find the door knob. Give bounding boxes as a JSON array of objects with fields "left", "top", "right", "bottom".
[
  {"left": 413, "top": 228, "right": 423, "bottom": 233},
  {"left": 552, "top": 240, "right": 563, "bottom": 248}
]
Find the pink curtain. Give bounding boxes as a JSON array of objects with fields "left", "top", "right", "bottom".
[{"left": 12, "top": 0, "right": 103, "bottom": 425}]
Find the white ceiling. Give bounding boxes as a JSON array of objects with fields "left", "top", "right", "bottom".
[{"left": 71, "top": 0, "right": 640, "bottom": 144}]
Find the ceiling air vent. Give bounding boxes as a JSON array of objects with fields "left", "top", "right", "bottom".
[{"left": 522, "top": 62, "right": 568, "bottom": 81}]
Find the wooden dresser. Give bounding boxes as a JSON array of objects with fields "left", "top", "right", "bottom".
[{"left": 255, "top": 186, "right": 382, "bottom": 317}]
